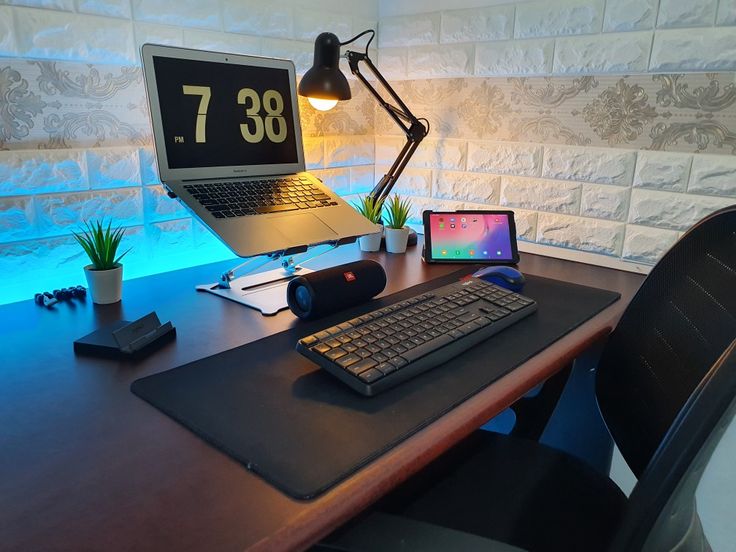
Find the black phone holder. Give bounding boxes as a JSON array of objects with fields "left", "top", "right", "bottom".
[{"left": 74, "top": 312, "right": 176, "bottom": 358}]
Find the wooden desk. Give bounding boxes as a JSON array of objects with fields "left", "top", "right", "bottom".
[{"left": 0, "top": 241, "right": 644, "bottom": 551}]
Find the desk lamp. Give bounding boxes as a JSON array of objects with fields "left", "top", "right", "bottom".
[{"left": 299, "top": 30, "right": 429, "bottom": 246}]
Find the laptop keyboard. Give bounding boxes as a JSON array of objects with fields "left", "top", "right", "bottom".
[{"left": 184, "top": 176, "right": 338, "bottom": 218}]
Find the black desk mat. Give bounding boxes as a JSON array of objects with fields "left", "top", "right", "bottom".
[{"left": 131, "top": 269, "right": 620, "bottom": 499}]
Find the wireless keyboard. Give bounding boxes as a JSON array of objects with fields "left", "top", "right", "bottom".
[{"left": 296, "top": 277, "right": 537, "bottom": 396}]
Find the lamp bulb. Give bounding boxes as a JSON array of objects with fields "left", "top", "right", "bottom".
[{"left": 308, "top": 97, "right": 339, "bottom": 111}]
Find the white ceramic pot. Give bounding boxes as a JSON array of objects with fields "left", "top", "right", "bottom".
[
  {"left": 84, "top": 264, "right": 123, "bottom": 304},
  {"left": 358, "top": 225, "right": 383, "bottom": 252},
  {"left": 384, "top": 227, "right": 410, "bottom": 254}
]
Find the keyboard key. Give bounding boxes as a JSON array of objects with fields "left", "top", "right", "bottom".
[
  {"left": 458, "top": 312, "right": 480, "bottom": 324},
  {"left": 312, "top": 343, "right": 331, "bottom": 354},
  {"left": 337, "top": 354, "right": 360, "bottom": 368},
  {"left": 351, "top": 358, "right": 377, "bottom": 374},
  {"left": 402, "top": 334, "right": 453, "bottom": 362},
  {"left": 300, "top": 335, "right": 318, "bottom": 346},
  {"left": 388, "top": 356, "right": 408, "bottom": 369},
  {"left": 377, "top": 362, "right": 399, "bottom": 375},
  {"left": 359, "top": 368, "right": 383, "bottom": 383},
  {"left": 325, "top": 347, "right": 347, "bottom": 361},
  {"left": 456, "top": 321, "right": 481, "bottom": 335},
  {"left": 373, "top": 352, "right": 389, "bottom": 363}
]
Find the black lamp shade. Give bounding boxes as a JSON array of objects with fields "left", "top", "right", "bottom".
[{"left": 298, "top": 32, "right": 351, "bottom": 101}]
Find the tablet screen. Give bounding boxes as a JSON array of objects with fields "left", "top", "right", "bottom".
[{"left": 426, "top": 212, "right": 516, "bottom": 262}]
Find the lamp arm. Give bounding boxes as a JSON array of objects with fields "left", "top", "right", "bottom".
[{"left": 344, "top": 50, "right": 428, "bottom": 203}]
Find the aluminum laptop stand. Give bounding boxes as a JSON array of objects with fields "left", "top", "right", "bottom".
[{"left": 196, "top": 242, "right": 339, "bottom": 315}]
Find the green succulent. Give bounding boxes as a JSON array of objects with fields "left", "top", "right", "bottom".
[
  {"left": 384, "top": 195, "right": 412, "bottom": 229},
  {"left": 353, "top": 195, "right": 385, "bottom": 225},
  {"left": 73, "top": 220, "right": 131, "bottom": 271}
]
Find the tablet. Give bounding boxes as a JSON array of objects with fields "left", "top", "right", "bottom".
[{"left": 422, "top": 210, "right": 519, "bottom": 264}]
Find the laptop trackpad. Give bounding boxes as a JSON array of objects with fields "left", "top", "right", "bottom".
[{"left": 270, "top": 213, "right": 338, "bottom": 245}]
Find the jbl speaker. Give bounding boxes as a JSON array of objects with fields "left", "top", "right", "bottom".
[{"left": 287, "top": 260, "right": 387, "bottom": 320}]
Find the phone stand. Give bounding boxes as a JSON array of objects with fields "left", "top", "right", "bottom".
[
  {"left": 74, "top": 312, "right": 176, "bottom": 358},
  {"left": 196, "top": 243, "right": 338, "bottom": 315}
]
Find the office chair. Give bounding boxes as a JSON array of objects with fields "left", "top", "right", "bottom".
[{"left": 321, "top": 205, "right": 736, "bottom": 551}]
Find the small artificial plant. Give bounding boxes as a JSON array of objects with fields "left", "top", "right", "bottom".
[
  {"left": 73, "top": 220, "right": 131, "bottom": 271},
  {"left": 384, "top": 195, "right": 412, "bottom": 230},
  {"left": 353, "top": 194, "right": 385, "bottom": 225}
]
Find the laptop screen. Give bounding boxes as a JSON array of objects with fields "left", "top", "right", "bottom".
[{"left": 151, "top": 56, "right": 299, "bottom": 169}]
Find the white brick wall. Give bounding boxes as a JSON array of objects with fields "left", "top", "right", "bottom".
[
  {"left": 542, "top": 146, "right": 636, "bottom": 186},
  {"left": 467, "top": 142, "right": 542, "bottom": 177},
  {"left": 133, "top": 0, "right": 221, "bottom": 30},
  {"left": 688, "top": 155, "right": 736, "bottom": 196},
  {"left": 603, "top": 0, "right": 658, "bottom": 32},
  {"left": 718, "top": 0, "right": 736, "bottom": 25},
  {"left": 633, "top": 152, "right": 692, "bottom": 192},
  {"left": 500, "top": 176, "right": 581, "bottom": 214},
  {"left": 622, "top": 225, "right": 679, "bottom": 264},
  {"left": 649, "top": 28, "right": 736, "bottom": 72},
  {"left": 440, "top": 5, "right": 513, "bottom": 43},
  {"left": 475, "top": 39, "right": 553, "bottom": 75},
  {"left": 536, "top": 212, "right": 625, "bottom": 256},
  {"left": 407, "top": 43, "right": 474, "bottom": 78},
  {"left": 376, "top": 133, "right": 735, "bottom": 268},
  {"left": 515, "top": 0, "right": 604, "bottom": 39},
  {"left": 553, "top": 32, "right": 651, "bottom": 73},
  {"left": 379, "top": 13, "right": 440, "bottom": 47},
  {"left": 377, "top": 1, "right": 736, "bottom": 79},
  {"left": 657, "top": 0, "right": 718, "bottom": 28}
]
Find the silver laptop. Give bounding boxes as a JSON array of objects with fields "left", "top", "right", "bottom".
[{"left": 141, "top": 44, "right": 377, "bottom": 258}]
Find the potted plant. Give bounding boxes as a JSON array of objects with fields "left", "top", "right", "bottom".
[
  {"left": 353, "top": 195, "right": 384, "bottom": 252},
  {"left": 73, "top": 221, "right": 130, "bottom": 304},
  {"left": 383, "top": 195, "right": 413, "bottom": 254}
]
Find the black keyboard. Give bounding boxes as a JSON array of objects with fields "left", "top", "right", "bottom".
[
  {"left": 296, "top": 277, "right": 537, "bottom": 396},
  {"left": 183, "top": 176, "right": 338, "bottom": 219}
]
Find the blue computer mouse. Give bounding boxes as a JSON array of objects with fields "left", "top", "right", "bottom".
[{"left": 473, "top": 265, "right": 526, "bottom": 292}]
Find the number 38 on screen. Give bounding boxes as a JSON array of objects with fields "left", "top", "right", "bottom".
[{"left": 181, "top": 85, "right": 288, "bottom": 144}]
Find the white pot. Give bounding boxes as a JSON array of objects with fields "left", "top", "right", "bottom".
[
  {"left": 384, "top": 226, "right": 410, "bottom": 254},
  {"left": 84, "top": 264, "right": 123, "bottom": 304},
  {"left": 358, "top": 226, "right": 383, "bottom": 252}
]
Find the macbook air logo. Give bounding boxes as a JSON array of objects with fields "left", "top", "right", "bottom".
[{"left": 233, "top": 168, "right": 248, "bottom": 173}]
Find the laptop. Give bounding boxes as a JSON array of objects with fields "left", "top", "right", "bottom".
[{"left": 141, "top": 44, "right": 378, "bottom": 258}]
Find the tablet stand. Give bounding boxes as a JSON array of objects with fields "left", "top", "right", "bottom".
[{"left": 196, "top": 243, "right": 338, "bottom": 315}]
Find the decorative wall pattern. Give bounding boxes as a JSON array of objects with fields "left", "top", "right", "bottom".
[
  {"left": 374, "top": 74, "right": 736, "bottom": 154},
  {"left": 0, "top": 61, "right": 149, "bottom": 150}
]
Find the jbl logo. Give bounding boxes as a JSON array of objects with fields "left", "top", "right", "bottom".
[{"left": 343, "top": 271, "right": 356, "bottom": 282}]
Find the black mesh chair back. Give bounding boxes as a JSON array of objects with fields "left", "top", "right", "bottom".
[
  {"left": 596, "top": 206, "right": 736, "bottom": 477},
  {"left": 611, "top": 338, "right": 736, "bottom": 551}
]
